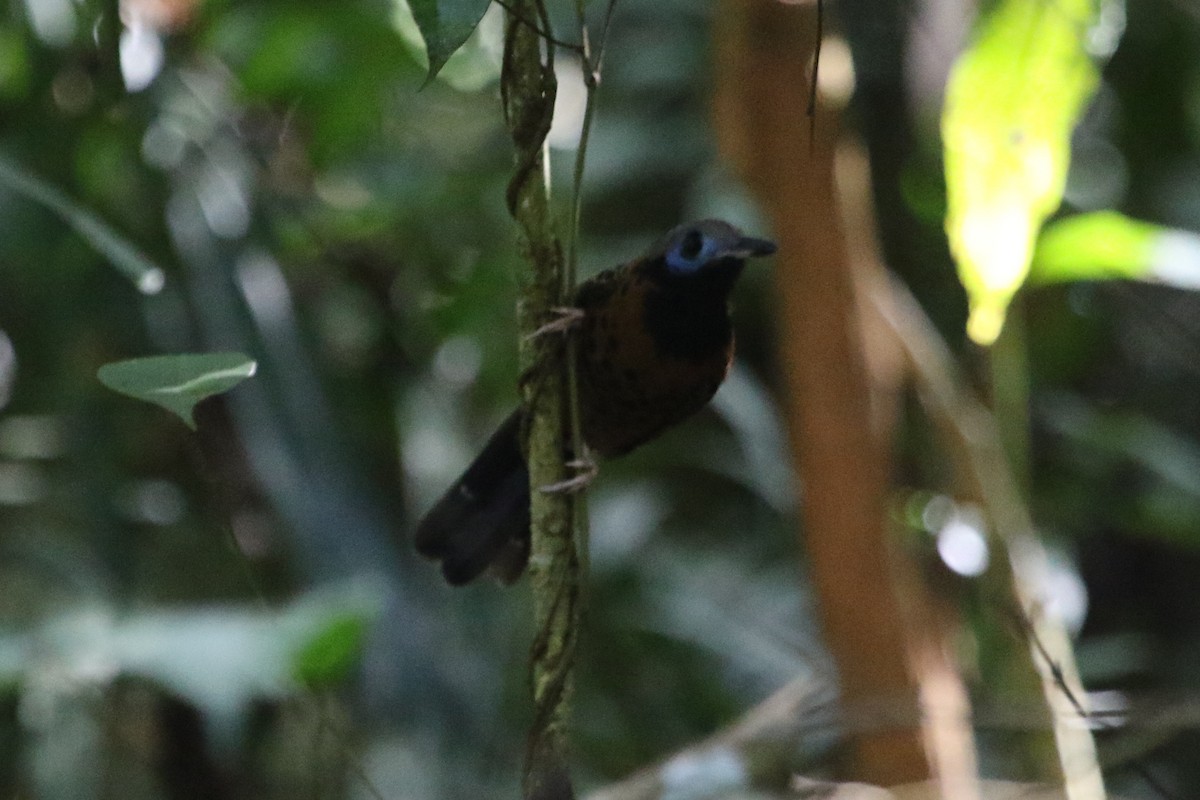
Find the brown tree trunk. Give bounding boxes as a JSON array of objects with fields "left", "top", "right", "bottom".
[{"left": 713, "top": 1, "right": 978, "bottom": 793}]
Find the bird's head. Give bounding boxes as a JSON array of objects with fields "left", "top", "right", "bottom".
[
  {"left": 634, "top": 220, "right": 775, "bottom": 359},
  {"left": 655, "top": 219, "right": 776, "bottom": 279}
]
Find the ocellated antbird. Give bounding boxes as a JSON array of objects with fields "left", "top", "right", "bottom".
[{"left": 415, "top": 220, "right": 776, "bottom": 584}]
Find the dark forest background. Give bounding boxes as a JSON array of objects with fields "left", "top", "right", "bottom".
[{"left": 1, "top": 0, "right": 1199, "bottom": 797}]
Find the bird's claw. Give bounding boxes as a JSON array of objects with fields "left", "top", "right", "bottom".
[
  {"left": 526, "top": 306, "right": 585, "bottom": 340},
  {"left": 539, "top": 458, "right": 598, "bottom": 494}
]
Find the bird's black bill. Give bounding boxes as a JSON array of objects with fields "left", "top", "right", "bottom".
[{"left": 734, "top": 236, "right": 777, "bottom": 258}]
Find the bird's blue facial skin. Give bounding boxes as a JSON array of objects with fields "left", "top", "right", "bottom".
[{"left": 664, "top": 230, "right": 721, "bottom": 275}]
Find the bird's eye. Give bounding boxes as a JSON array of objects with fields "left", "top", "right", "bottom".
[
  {"left": 665, "top": 229, "right": 713, "bottom": 274},
  {"left": 679, "top": 229, "right": 704, "bottom": 260}
]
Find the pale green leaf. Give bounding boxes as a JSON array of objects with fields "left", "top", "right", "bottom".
[
  {"left": 943, "top": 0, "right": 1103, "bottom": 344},
  {"left": 97, "top": 353, "right": 257, "bottom": 430}
]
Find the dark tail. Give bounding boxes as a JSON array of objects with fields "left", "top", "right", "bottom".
[{"left": 414, "top": 410, "right": 530, "bottom": 585}]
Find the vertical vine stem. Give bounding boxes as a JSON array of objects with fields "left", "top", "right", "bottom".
[
  {"left": 502, "top": 1, "right": 616, "bottom": 795},
  {"left": 502, "top": 1, "right": 580, "bottom": 798}
]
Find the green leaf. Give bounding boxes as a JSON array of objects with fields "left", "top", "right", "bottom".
[
  {"left": 1031, "top": 211, "right": 1157, "bottom": 283},
  {"left": 97, "top": 353, "right": 257, "bottom": 430},
  {"left": 942, "top": 0, "right": 1103, "bottom": 344},
  {"left": 1031, "top": 211, "right": 1200, "bottom": 290},
  {"left": 291, "top": 613, "right": 370, "bottom": 688},
  {"left": 406, "top": 0, "right": 493, "bottom": 82}
]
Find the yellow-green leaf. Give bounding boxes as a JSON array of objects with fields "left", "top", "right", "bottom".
[
  {"left": 1032, "top": 211, "right": 1200, "bottom": 289},
  {"left": 98, "top": 353, "right": 257, "bottom": 430},
  {"left": 1032, "top": 211, "right": 1156, "bottom": 283},
  {"left": 943, "top": 0, "right": 1102, "bottom": 344}
]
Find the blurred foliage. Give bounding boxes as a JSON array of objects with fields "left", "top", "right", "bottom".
[{"left": 1, "top": 0, "right": 1200, "bottom": 797}]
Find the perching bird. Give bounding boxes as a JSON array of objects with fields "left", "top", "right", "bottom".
[{"left": 415, "top": 220, "right": 776, "bottom": 585}]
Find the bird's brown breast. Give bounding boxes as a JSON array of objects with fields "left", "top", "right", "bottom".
[{"left": 575, "top": 267, "right": 733, "bottom": 457}]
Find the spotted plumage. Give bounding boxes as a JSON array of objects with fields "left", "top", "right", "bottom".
[{"left": 415, "top": 220, "right": 775, "bottom": 585}]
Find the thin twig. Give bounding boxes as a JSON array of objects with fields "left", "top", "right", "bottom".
[
  {"left": 566, "top": 0, "right": 619, "bottom": 291},
  {"left": 1012, "top": 609, "right": 1182, "bottom": 800},
  {"left": 562, "top": 0, "right": 618, "bottom": 598}
]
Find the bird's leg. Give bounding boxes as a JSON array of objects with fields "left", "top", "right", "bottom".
[
  {"left": 525, "top": 306, "right": 585, "bottom": 340},
  {"left": 517, "top": 308, "right": 572, "bottom": 401},
  {"left": 521, "top": 305, "right": 591, "bottom": 492},
  {"left": 539, "top": 455, "right": 598, "bottom": 494}
]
